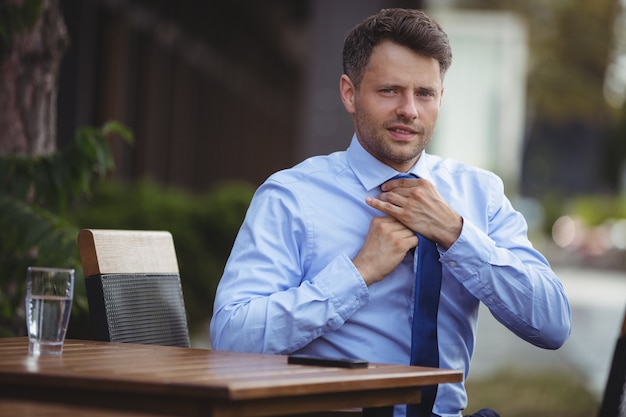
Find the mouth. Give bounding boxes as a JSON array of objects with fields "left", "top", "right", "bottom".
[
  {"left": 388, "top": 126, "right": 417, "bottom": 135},
  {"left": 386, "top": 124, "right": 422, "bottom": 140}
]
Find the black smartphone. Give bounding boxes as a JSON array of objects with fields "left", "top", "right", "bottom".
[{"left": 287, "top": 354, "right": 369, "bottom": 369}]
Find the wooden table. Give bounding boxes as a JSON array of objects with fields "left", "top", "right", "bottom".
[{"left": 0, "top": 338, "right": 462, "bottom": 417}]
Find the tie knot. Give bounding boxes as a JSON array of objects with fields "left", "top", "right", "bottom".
[
  {"left": 381, "top": 173, "right": 417, "bottom": 188},
  {"left": 393, "top": 173, "right": 417, "bottom": 180}
]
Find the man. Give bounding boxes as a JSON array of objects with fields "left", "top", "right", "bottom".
[{"left": 210, "top": 8, "right": 571, "bottom": 417}]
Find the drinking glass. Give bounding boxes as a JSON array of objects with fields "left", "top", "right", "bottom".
[{"left": 26, "top": 267, "right": 75, "bottom": 356}]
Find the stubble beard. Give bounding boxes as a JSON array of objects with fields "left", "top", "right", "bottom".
[{"left": 355, "top": 111, "right": 433, "bottom": 166}]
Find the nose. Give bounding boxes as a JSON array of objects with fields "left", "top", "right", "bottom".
[{"left": 395, "top": 93, "right": 418, "bottom": 120}]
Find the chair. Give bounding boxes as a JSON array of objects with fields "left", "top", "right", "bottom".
[
  {"left": 77, "top": 229, "right": 191, "bottom": 348},
  {"left": 598, "top": 306, "right": 626, "bottom": 417}
]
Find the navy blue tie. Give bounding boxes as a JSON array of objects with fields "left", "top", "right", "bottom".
[{"left": 386, "top": 174, "right": 442, "bottom": 417}]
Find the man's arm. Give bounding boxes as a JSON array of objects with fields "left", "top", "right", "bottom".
[
  {"left": 367, "top": 176, "right": 461, "bottom": 249},
  {"left": 367, "top": 175, "right": 571, "bottom": 349},
  {"left": 442, "top": 203, "right": 571, "bottom": 349},
  {"left": 210, "top": 183, "right": 366, "bottom": 354},
  {"left": 352, "top": 216, "right": 417, "bottom": 285},
  {"left": 210, "top": 180, "right": 419, "bottom": 354}
]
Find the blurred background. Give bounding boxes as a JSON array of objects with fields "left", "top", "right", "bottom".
[{"left": 1, "top": 0, "right": 626, "bottom": 415}]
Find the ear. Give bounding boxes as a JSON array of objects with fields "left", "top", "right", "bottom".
[
  {"left": 438, "top": 86, "right": 445, "bottom": 108},
  {"left": 340, "top": 74, "right": 356, "bottom": 113}
]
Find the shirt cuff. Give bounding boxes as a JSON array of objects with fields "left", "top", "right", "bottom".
[
  {"left": 438, "top": 220, "right": 493, "bottom": 282},
  {"left": 314, "top": 254, "right": 370, "bottom": 321}
]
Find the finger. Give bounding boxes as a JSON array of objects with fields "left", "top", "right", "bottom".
[
  {"left": 393, "top": 227, "right": 419, "bottom": 250},
  {"left": 380, "top": 178, "right": 418, "bottom": 191},
  {"left": 366, "top": 196, "right": 402, "bottom": 216},
  {"left": 378, "top": 191, "right": 408, "bottom": 207},
  {"left": 369, "top": 215, "right": 399, "bottom": 225},
  {"left": 406, "top": 234, "right": 419, "bottom": 249},
  {"left": 380, "top": 178, "right": 416, "bottom": 191}
]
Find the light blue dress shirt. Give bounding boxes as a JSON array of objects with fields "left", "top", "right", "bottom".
[{"left": 210, "top": 135, "right": 571, "bottom": 417}]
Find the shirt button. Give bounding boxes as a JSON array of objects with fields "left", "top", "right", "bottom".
[{"left": 448, "top": 261, "right": 457, "bottom": 268}]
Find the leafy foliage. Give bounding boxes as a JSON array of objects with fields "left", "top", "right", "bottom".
[
  {"left": 460, "top": 0, "right": 619, "bottom": 122},
  {"left": 0, "top": 121, "right": 132, "bottom": 337},
  {"left": 466, "top": 369, "right": 598, "bottom": 417},
  {"left": 568, "top": 195, "right": 626, "bottom": 226}
]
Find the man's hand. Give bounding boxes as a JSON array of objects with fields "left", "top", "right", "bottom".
[
  {"left": 353, "top": 216, "right": 418, "bottom": 286},
  {"left": 366, "top": 177, "right": 462, "bottom": 249}
]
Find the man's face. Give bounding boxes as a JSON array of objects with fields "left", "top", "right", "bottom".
[{"left": 340, "top": 40, "right": 444, "bottom": 172}]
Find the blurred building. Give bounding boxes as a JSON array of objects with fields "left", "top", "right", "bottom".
[
  {"left": 62, "top": 0, "right": 621, "bottom": 201},
  {"left": 58, "top": 0, "right": 424, "bottom": 191},
  {"left": 429, "top": 8, "right": 528, "bottom": 187}
]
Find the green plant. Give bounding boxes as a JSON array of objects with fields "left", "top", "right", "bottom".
[
  {"left": 0, "top": 121, "right": 132, "bottom": 337},
  {"left": 568, "top": 195, "right": 626, "bottom": 226},
  {"left": 466, "top": 369, "right": 599, "bottom": 417}
]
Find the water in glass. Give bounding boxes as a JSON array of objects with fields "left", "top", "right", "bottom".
[{"left": 26, "top": 267, "right": 74, "bottom": 356}]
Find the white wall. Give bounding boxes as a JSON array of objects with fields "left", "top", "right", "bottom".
[
  {"left": 298, "top": 5, "right": 529, "bottom": 188},
  {"left": 428, "top": 9, "right": 528, "bottom": 187}
]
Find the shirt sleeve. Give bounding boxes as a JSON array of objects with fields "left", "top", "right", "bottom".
[
  {"left": 209, "top": 180, "right": 370, "bottom": 354},
  {"left": 440, "top": 179, "right": 571, "bottom": 350}
]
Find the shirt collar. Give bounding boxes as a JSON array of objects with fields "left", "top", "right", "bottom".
[{"left": 346, "top": 134, "right": 433, "bottom": 191}]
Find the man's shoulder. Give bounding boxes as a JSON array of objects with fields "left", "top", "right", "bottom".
[
  {"left": 267, "top": 151, "right": 349, "bottom": 185},
  {"left": 424, "top": 153, "right": 500, "bottom": 182}
]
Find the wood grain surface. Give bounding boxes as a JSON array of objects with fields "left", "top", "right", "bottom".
[
  {"left": 78, "top": 229, "right": 179, "bottom": 276},
  {"left": 0, "top": 338, "right": 462, "bottom": 417}
]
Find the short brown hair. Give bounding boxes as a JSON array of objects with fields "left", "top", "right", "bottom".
[{"left": 342, "top": 8, "right": 452, "bottom": 89}]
